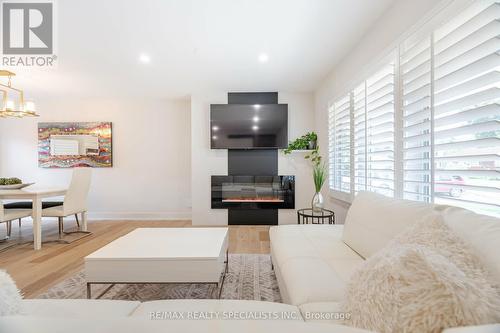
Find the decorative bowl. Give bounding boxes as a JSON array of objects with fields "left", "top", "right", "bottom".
[{"left": 0, "top": 183, "right": 35, "bottom": 190}]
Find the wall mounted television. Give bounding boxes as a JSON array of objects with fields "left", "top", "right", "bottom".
[{"left": 210, "top": 104, "right": 288, "bottom": 149}]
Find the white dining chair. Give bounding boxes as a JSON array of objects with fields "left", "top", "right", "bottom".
[
  {"left": 42, "top": 167, "right": 92, "bottom": 243},
  {"left": 0, "top": 202, "right": 32, "bottom": 250}
]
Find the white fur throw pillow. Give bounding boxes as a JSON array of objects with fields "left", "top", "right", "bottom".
[
  {"left": 0, "top": 270, "right": 24, "bottom": 316},
  {"left": 342, "top": 215, "right": 500, "bottom": 333}
]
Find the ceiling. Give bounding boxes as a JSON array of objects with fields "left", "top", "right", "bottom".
[{"left": 8, "top": 0, "right": 396, "bottom": 99}]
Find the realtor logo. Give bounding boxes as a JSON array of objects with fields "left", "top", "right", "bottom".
[{"left": 1, "top": 1, "right": 56, "bottom": 66}]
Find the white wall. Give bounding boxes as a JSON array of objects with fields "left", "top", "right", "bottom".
[
  {"left": 0, "top": 98, "right": 192, "bottom": 220},
  {"left": 277, "top": 92, "right": 316, "bottom": 224},
  {"left": 314, "top": 0, "right": 448, "bottom": 223},
  {"left": 191, "top": 92, "right": 315, "bottom": 226},
  {"left": 191, "top": 92, "right": 228, "bottom": 226}
]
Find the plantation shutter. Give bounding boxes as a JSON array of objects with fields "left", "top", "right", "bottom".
[
  {"left": 432, "top": 0, "right": 500, "bottom": 214},
  {"left": 401, "top": 36, "right": 433, "bottom": 203},
  {"left": 365, "top": 64, "right": 396, "bottom": 197},
  {"left": 329, "top": 94, "right": 351, "bottom": 192},
  {"left": 353, "top": 83, "right": 367, "bottom": 193}
]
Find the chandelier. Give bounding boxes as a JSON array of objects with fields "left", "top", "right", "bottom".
[{"left": 0, "top": 70, "right": 38, "bottom": 118}]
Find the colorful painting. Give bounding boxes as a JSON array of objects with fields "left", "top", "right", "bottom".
[{"left": 38, "top": 122, "right": 112, "bottom": 168}]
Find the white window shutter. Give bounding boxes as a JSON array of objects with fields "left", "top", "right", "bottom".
[
  {"left": 353, "top": 83, "right": 367, "bottom": 193},
  {"left": 401, "top": 37, "right": 433, "bottom": 203},
  {"left": 432, "top": 0, "right": 500, "bottom": 216},
  {"left": 329, "top": 95, "right": 351, "bottom": 193},
  {"left": 365, "top": 64, "right": 396, "bottom": 197}
]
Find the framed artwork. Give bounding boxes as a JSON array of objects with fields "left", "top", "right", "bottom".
[{"left": 38, "top": 122, "right": 112, "bottom": 168}]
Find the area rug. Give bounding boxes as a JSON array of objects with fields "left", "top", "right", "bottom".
[{"left": 37, "top": 254, "right": 281, "bottom": 302}]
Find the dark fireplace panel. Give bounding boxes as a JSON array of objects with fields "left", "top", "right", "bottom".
[{"left": 211, "top": 175, "right": 295, "bottom": 209}]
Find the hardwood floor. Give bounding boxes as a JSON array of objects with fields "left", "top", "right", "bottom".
[{"left": 0, "top": 219, "right": 270, "bottom": 298}]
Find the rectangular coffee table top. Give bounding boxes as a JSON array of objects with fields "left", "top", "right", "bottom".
[{"left": 85, "top": 228, "right": 228, "bottom": 261}]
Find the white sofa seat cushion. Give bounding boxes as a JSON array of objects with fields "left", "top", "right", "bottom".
[
  {"left": 442, "top": 206, "right": 500, "bottom": 285},
  {"left": 342, "top": 191, "right": 437, "bottom": 258},
  {"left": 270, "top": 225, "right": 364, "bottom": 306},
  {"left": 279, "top": 257, "right": 351, "bottom": 306},
  {"left": 22, "top": 299, "right": 140, "bottom": 317},
  {"left": 131, "top": 299, "right": 302, "bottom": 321},
  {"left": 270, "top": 225, "right": 362, "bottom": 264}
]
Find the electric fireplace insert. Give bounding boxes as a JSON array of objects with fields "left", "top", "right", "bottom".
[{"left": 211, "top": 175, "right": 295, "bottom": 209}]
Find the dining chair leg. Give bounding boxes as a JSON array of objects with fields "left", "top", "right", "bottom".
[
  {"left": 58, "top": 217, "right": 64, "bottom": 236},
  {"left": 57, "top": 214, "right": 91, "bottom": 244},
  {"left": 6, "top": 221, "right": 12, "bottom": 238},
  {"left": 0, "top": 221, "right": 17, "bottom": 251}
]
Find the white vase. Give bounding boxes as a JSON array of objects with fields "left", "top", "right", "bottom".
[{"left": 311, "top": 192, "right": 324, "bottom": 212}]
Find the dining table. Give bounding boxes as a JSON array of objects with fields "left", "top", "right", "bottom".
[{"left": 0, "top": 187, "right": 87, "bottom": 250}]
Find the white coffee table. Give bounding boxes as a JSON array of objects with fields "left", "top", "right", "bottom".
[{"left": 84, "top": 228, "right": 229, "bottom": 299}]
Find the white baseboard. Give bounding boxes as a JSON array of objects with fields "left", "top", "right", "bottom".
[
  {"left": 17, "top": 212, "right": 192, "bottom": 223},
  {"left": 87, "top": 211, "right": 192, "bottom": 221}
]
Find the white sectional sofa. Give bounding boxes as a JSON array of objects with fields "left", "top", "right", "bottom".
[
  {"left": 270, "top": 191, "right": 500, "bottom": 332},
  {"left": 2, "top": 191, "right": 499, "bottom": 332}
]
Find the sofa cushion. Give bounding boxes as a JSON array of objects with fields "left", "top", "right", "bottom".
[
  {"left": 131, "top": 299, "right": 302, "bottom": 321},
  {"left": 270, "top": 225, "right": 364, "bottom": 305},
  {"left": 279, "top": 258, "right": 349, "bottom": 305},
  {"left": 441, "top": 206, "right": 500, "bottom": 284},
  {"left": 0, "top": 270, "right": 24, "bottom": 316},
  {"left": 22, "top": 299, "right": 140, "bottom": 317},
  {"left": 270, "top": 225, "right": 361, "bottom": 264},
  {"left": 342, "top": 191, "right": 436, "bottom": 258},
  {"left": 342, "top": 216, "right": 500, "bottom": 333}
]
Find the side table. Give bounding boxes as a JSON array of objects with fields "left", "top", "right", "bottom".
[{"left": 297, "top": 208, "right": 335, "bottom": 224}]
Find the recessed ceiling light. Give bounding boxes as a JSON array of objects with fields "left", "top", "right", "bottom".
[
  {"left": 253, "top": 104, "right": 261, "bottom": 110},
  {"left": 252, "top": 125, "right": 259, "bottom": 131},
  {"left": 212, "top": 126, "right": 219, "bottom": 131},
  {"left": 139, "top": 53, "right": 151, "bottom": 64},
  {"left": 253, "top": 116, "right": 259, "bottom": 122},
  {"left": 212, "top": 135, "right": 218, "bottom": 140},
  {"left": 258, "top": 53, "right": 269, "bottom": 63}
]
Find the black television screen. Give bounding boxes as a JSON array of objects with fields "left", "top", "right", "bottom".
[{"left": 210, "top": 104, "right": 288, "bottom": 149}]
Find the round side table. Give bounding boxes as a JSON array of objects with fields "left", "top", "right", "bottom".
[{"left": 297, "top": 208, "right": 335, "bottom": 224}]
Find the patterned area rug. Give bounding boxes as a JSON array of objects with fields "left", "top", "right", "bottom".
[{"left": 37, "top": 254, "right": 281, "bottom": 302}]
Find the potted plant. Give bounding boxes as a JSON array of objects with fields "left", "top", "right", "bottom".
[
  {"left": 306, "top": 132, "right": 317, "bottom": 150},
  {"left": 311, "top": 163, "right": 326, "bottom": 212},
  {"left": 283, "top": 132, "right": 326, "bottom": 212},
  {"left": 283, "top": 132, "right": 318, "bottom": 153}
]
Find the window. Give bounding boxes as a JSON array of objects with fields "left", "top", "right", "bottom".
[
  {"left": 328, "top": 0, "right": 500, "bottom": 218},
  {"left": 329, "top": 94, "right": 351, "bottom": 193},
  {"left": 431, "top": 0, "right": 500, "bottom": 217}
]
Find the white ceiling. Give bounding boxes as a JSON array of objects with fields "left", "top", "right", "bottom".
[{"left": 10, "top": 0, "right": 396, "bottom": 99}]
